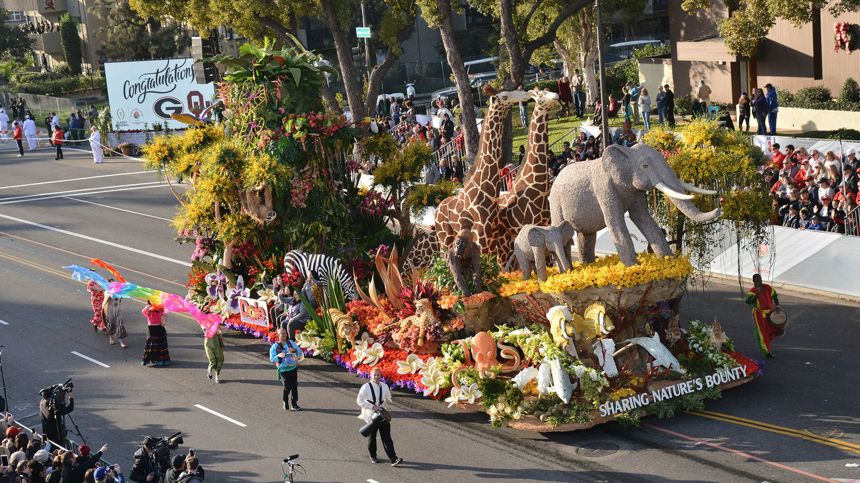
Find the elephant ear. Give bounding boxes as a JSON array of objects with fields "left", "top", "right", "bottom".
[
  {"left": 559, "top": 221, "right": 576, "bottom": 242},
  {"left": 601, "top": 144, "right": 632, "bottom": 186},
  {"left": 526, "top": 225, "right": 546, "bottom": 247}
]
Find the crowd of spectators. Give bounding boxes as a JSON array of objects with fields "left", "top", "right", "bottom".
[{"left": 766, "top": 144, "right": 859, "bottom": 235}]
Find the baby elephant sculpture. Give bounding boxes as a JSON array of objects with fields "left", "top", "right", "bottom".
[
  {"left": 512, "top": 223, "right": 575, "bottom": 281},
  {"left": 549, "top": 144, "right": 721, "bottom": 266}
]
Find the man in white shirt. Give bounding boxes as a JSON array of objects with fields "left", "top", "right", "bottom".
[
  {"left": 357, "top": 367, "right": 403, "bottom": 466},
  {"left": 0, "top": 107, "right": 9, "bottom": 142},
  {"left": 51, "top": 112, "right": 60, "bottom": 127},
  {"left": 23, "top": 115, "right": 38, "bottom": 150},
  {"left": 406, "top": 82, "right": 416, "bottom": 101}
]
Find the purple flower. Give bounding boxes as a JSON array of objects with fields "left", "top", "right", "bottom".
[
  {"left": 226, "top": 276, "right": 250, "bottom": 312},
  {"left": 205, "top": 270, "right": 226, "bottom": 299}
]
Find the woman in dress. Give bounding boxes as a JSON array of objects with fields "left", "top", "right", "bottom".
[
  {"left": 103, "top": 293, "right": 128, "bottom": 348},
  {"left": 89, "top": 126, "right": 103, "bottom": 164},
  {"left": 141, "top": 301, "right": 170, "bottom": 366},
  {"left": 86, "top": 277, "right": 106, "bottom": 333},
  {"left": 204, "top": 327, "right": 225, "bottom": 383}
]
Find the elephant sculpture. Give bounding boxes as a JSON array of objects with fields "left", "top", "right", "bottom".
[
  {"left": 511, "top": 223, "right": 575, "bottom": 281},
  {"left": 548, "top": 144, "right": 720, "bottom": 266}
]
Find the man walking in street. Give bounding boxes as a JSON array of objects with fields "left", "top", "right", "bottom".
[
  {"left": 357, "top": 367, "right": 403, "bottom": 467},
  {"left": 745, "top": 273, "right": 781, "bottom": 359},
  {"left": 0, "top": 105, "right": 8, "bottom": 142},
  {"left": 270, "top": 327, "right": 303, "bottom": 411},
  {"left": 23, "top": 115, "right": 37, "bottom": 150}
]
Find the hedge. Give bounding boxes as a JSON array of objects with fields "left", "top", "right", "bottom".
[{"left": 10, "top": 74, "right": 106, "bottom": 96}]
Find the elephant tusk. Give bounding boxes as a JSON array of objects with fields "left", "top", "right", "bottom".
[
  {"left": 681, "top": 181, "right": 717, "bottom": 195},
  {"left": 655, "top": 182, "right": 694, "bottom": 200}
]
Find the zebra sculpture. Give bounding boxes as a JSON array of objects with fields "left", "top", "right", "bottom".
[{"left": 283, "top": 250, "right": 359, "bottom": 301}]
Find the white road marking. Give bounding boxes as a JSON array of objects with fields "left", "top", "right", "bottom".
[
  {"left": 0, "top": 212, "right": 191, "bottom": 267},
  {"left": 71, "top": 351, "right": 110, "bottom": 368},
  {"left": 194, "top": 404, "right": 247, "bottom": 428},
  {"left": 0, "top": 181, "right": 162, "bottom": 203},
  {"left": 367, "top": 479, "right": 383, "bottom": 483},
  {"left": 0, "top": 184, "right": 172, "bottom": 206},
  {"left": 63, "top": 197, "right": 173, "bottom": 222},
  {"left": 0, "top": 171, "right": 150, "bottom": 191},
  {"left": 0, "top": 319, "right": 8, "bottom": 325}
]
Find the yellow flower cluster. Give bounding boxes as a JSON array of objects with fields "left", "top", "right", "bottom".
[
  {"left": 609, "top": 388, "right": 637, "bottom": 401},
  {"left": 498, "top": 267, "right": 559, "bottom": 297},
  {"left": 499, "top": 254, "right": 693, "bottom": 296}
]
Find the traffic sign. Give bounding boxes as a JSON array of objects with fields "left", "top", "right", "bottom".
[{"left": 356, "top": 27, "right": 371, "bottom": 39}]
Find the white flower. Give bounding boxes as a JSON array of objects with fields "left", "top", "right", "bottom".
[
  {"left": 589, "top": 370, "right": 600, "bottom": 381},
  {"left": 459, "top": 383, "right": 482, "bottom": 404},
  {"left": 361, "top": 342, "right": 385, "bottom": 366},
  {"left": 256, "top": 288, "right": 278, "bottom": 305},
  {"left": 211, "top": 298, "right": 231, "bottom": 317},
  {"left": 420, "top": 364, "right": 448, "bottom": 397},
  {"left": 509, "top": 328, "right": 532, "bottom": 337},
  {"left": 445, "top": 386, "right": 463, "bottom": 407},
  {"left": 396, "top": 354, "right": 425, "bottom": 375},
  {"left": 354, "top": 332, "right": 374, "bottom": 352},
  {"left": 295, "top": 331, "right": 321, "bottom": 356},
  {"left": 572, "top": 365, "right": 586, "bottom": 378}
]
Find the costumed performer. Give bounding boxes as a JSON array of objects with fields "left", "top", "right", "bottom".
[
  {"left": 269, "top": 327, "right": 303, "bottom": 411},
  {"left": 357, "top": 367, "right": 403, "bottom": 467},
  {"left": 745, "top": 273, "right": 780, "bottom": 359},
  {"left": 89, "top": 126, "right": 103, "bottom": 164},
  {"left": 86, "top": 275, "right": 106, "bottom": 333},
  {"left": 204, "top": 327, "right": 225, "bottom": 383},
  {"left": 141, "top": 301, "right": 171, "bottom": 366},
  {"left": 104, "top": 290, "right": 128, "bottom": 348}
]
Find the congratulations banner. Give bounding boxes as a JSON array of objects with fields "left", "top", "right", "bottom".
[{"left": 105, "top": 58, "right": 215, "bottom": 131}]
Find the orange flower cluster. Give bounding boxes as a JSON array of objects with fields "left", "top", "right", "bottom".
[
  {"left": 462, "top": 291, "right": 496, "bottom": 305},
  {"left": 438, "top": 293, "right": 460, "bottom": 310},
  {"left": 346, "top": 300, "right": 394, "bottom": 335}
]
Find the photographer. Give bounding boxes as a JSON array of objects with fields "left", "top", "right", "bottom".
[
  {"left": 129, "top": 438, "right": 158, "bottom": 483},
  {"left": 177, "top": 455, "right": 203, "bottom": 483},
  {"left": 39, "top": 384, "right": 73, "bottom": 446}
]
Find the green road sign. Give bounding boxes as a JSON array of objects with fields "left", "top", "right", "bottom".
[{"left": 356, "top": 27, "right": 371, "bottom": 39}]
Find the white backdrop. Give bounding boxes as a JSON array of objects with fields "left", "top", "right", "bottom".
[{"left": 105, "top": 58, "right": 215, "bottom": 131}]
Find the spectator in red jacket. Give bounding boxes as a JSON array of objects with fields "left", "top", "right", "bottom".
[
  {"left": 12, "top": 120, "right": 24, "bottom": 156},
  {"left": 770, "top": 143, "right": 785, "bottom": 170},
  {"left": 52, "top": 124, "right": 64, "bottom": 160}
]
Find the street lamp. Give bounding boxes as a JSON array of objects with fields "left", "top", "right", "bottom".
[{"left": 595, "top": 0, "right": 610, "bottom": 148}]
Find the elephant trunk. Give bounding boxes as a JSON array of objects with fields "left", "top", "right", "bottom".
[{"left": 669, "top": 197, "right": 722, "bottom": 223}]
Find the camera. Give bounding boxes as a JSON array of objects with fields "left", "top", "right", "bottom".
[
  {"left": 147, "top": 432, "right": 183, "bottom": 472},
  {"left": 39, "top": 378, "right": 73, "bottom": 405}
]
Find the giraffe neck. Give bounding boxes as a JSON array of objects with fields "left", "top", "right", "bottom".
[
  {"left": 466, "top": 101, "right": 513, "bottom": 203},
  {"left": 512, "top": 107, "right": 549, "bottom": 193}
]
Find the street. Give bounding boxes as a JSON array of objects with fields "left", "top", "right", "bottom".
[{"left": 1, "top": 145, "right": 858, "bottom": 483}]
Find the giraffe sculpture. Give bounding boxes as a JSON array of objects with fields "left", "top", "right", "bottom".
[
  {"left": 434, "top": 90, "right": 531, "bottom": 258},
  {"left": 496, "top": 88, "right": 560, "bottom": 263},
  {"left": 403, "top": 225, "right": 439, "bottom": 270}
]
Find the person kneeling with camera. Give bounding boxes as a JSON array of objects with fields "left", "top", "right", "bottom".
[{"left": 357, "top": 367, "right": 403, "bottom": 467}]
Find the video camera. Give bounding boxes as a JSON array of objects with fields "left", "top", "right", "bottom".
[
  {"left": 39, "top": 378, "right": 73, "bottom": 404},
  {"left": 147, "top": 432, "right": 184, "bottom": 472}
]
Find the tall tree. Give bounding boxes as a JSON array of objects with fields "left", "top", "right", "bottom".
[
  {"left": 94, "top": 0, "right": 190, "bottom": 61},
  {"left": 684, "top": 0, "right": 860, "bottom": 58},
  {"left": 59, "top": 14, "right": 82, "bottom": 74},
  {"left": 554, "top": 6, "right": 598, "bottom": 105},
  {"left": 130, "top": 0, "right": 417, "bottom": 121},
  {"left": 417, "top": 0, "right": 481, "bottom": 164},
  {"left": 0, "top": 10, "right": 33, "bottom": 60}
]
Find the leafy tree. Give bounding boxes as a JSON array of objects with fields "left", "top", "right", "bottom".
[
  {"left": 94, "top": 0, "right": 190, "bottom": 61},
  {"left": 129, "top": 0, "right": 417, "bottom": 121},
  {"left": 417, "top": 0, "right": 481, "bottom": 164},
  {"left": 839, "top": 77, "right": 860, "bottom": 104},
  {"left": 0, "top": 10, "right": 33, "bottom": 60},
  {"left": 683, "top": 0, "right": 860, "bottom": 58},
  {"left": 59, "top": 14, "right": 82, "bottom": 74}
]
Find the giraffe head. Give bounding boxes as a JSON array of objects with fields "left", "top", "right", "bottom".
[
  {"left": 529, "top": 88, "right": 560, "bottom": 113},
  {"left": 488, "top": 90, "right": 531, "bottom": 111}
]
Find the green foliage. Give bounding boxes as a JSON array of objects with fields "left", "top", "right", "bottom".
[
  {"left": 605, "top": 59, "right": 637, "bottom": 98},
  {"left": 426, "top": 253, "right": 504, "bottom": 296},
  {"left": 406, "top": 181, "right": 458, "bottom": 214},
  {"left": 794, "top": 86, "right": 832, "bottom": 103},
  {"left": 94, "top": 0, "right": 190, "bottom": 61},
  {"left": 523, "top": 79, "right": 558, "bottom": 93},
  {"left": 839, "top": 78, "right": 860, "bottom": 104},
  {"left": 0, "top": 10, "right": 33, "bottom": 60},
  {"left": 8, "top": 72, "right": 106, "bottom": 96},
  {"left": 59, "top": 14, "right": 82, "bottom": 75},
  {"left": 827, "top": 128, "right": 860, "bottom": 140},
  {"left": 527, "top": 394, "right": 593, "bottom": 427},
  {"left": 372, "top": 142, "right": 433, "bottom": 188},
  {"left": 780, "top": 86, "right": 860, "bottom": 111},
  {"left": 632, "top": 43, "right": 671, "bottom": 58}
]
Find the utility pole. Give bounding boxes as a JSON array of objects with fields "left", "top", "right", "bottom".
[
  {"left": 360, "top": 1, "right": 372, "bottom": 82},
  {"left": 595, "top": 0, "right": 610, "bottom": 150}
]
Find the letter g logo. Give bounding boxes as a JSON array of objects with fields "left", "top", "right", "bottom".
[{"left": 153, "top": 97, "right": 183, "bottom": 119}]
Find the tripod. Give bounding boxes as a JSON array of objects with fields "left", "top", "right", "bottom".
[
  {"left": 65, "top": 412, "right": 88, "bottom": 446},
  {"left": 0, "top": 346, "right": 9, "bottom": 416}
]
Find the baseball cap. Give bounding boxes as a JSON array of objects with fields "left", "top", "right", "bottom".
[
  {"left": 5, "top": 426, "right": 21, "bottom": 438},
  {"left": 94, "top": 467, "right": 107, "bottom": 480},
  {"left": 79, "top": 444, "right": 91, "bottom": 456},
  {"left": 34, "top": 449, "right": 51, "bottom": 464}
]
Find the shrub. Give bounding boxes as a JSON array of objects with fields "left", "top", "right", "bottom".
[
  {"left": 10, "top": 74, "right": 106, "bottom": 96},
  {"left": 523, "top": 79, "right": 558, "bottom": 93},
  {"left": 826, "top": 128, "right": 860, "bottom": 140},
  {"left": 839, "top": 78, "right": 860, "bottom": 104},
  {"left": 793, "top": 86, "right": 832, "bottom": 104},
  {"left": 59, "top": 14, "right": 82, "bottom": 75}
]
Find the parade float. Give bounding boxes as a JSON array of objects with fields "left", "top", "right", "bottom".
[{"left": 135, "top": 38, "right": 771, "bottom": 431}]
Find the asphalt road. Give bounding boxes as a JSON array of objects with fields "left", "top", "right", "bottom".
[{"left": 0, "top": 144, "right": 858, "bottom": 483}]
